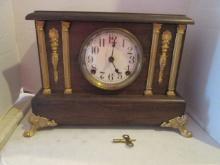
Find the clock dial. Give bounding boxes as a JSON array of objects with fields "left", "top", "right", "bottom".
[{"left": 80, "top": 28, "right": 143, "bottom": 90}]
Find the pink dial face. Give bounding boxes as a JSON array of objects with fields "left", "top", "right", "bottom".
[{"left": 80, "top": 28, "right": 143, "bottom": 90}]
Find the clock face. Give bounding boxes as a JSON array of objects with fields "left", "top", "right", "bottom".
[{"left": 80, "top": 28, "right": 143, "bottom": 90}]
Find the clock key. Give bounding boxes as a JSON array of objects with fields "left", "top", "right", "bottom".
[{"left": 112, "top": 134, "right": 136, "bottom": 147}]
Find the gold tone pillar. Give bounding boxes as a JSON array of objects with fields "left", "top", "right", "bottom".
[
  {"left": 167, "top": 25, "right": 186, "bottom": 96},
  {"left": 61, "top": 21, "right": 72, "bottom": 94},
  {"left": 144, "top": 23, "right": 162, "bottom": 95},
  {"left": 36, "top": 21, "right": 51, "bottom": 95}
]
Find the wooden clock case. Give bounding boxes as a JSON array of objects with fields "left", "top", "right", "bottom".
[{"left": 24, "top": 11, "right": 194, "bottom": 137}]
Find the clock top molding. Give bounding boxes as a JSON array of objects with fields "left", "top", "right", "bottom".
[{"left": 26, "top": 11, "right": 194, "bottom": 24}]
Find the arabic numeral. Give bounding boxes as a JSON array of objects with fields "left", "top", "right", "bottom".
[
  {"left": 99, "top": 72, "right": 105, "bottom": 80},
  {"left": 127, "top": 47, "right": 133, "bottom": 54},
  {"left": 91, "top": 46, "right": 99, "bottom": 54},
  {"left": 129, "top": 56, "right": 135, "bottom": 64},
  {"left": 87, "top": 55, "right": 93, "bottom": 63},
  {"left": 108, "top": 73, "right": 114, "bottom": 80},
  {"left": 117, "top": 73, "right": 123, "bottom": 79}
]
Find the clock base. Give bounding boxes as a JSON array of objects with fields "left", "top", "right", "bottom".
[
  {"left": 23, "top": 91, "right": 192, "bottom": 137},
  {"left": 32, "top": 91, "right": 187, "bottom": 125}
]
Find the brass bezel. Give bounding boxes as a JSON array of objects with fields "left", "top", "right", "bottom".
[{"left": 79, "top": 28, "right": 143, "bottom": 90}]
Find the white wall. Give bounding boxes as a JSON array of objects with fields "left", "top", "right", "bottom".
[
  {"left": 0, "top": 0, "right": 21, "bottom": 117},
  {"left": 178, "top": 0, "right": 220, "bottom": 143}
]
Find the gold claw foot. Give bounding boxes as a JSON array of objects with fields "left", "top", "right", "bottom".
[
  {"left": 160, "top": 115, "right": 192, "bottom": 138},
  {"left": 23, "top": 113, "right": 58, "bottom": 137}
]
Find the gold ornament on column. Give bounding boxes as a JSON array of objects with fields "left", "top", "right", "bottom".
[
  {"left": 49, "top": 28, "right": 59, "bottom": 83},
  {"left": 158, "top": 30, "right": 172, "bottom": 84}
]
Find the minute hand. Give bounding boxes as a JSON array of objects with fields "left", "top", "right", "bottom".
[{"left": 110, "top": 40, "right": 116, "bottom": 58}]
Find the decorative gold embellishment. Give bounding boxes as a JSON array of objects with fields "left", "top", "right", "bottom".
[
  {"left": 113, "top": 134, "right": 136, "bottom": 147},
  {"left": 36, "top": 21, "right": 51, "bottom": 95},
  {"left": 49, "top": 28, "right": 59, "bottom": 83},
  {"left": 43, "top": 89, "right": 51, "bottom": 95},
  {"left": 167, "top": 90, "right": 175, "bottom": 96},
  {"left": 177, "top": 25, "right": 186, "bottom": 34},
  {"left": 64, "top": 88, "right": 72, "bottom": 94},
  {"left": 158, "top": 30, "right": 172, "bottom": 84},
  {"left": 23, "top": 113, "right": 58, "bottom": 137},
  {"left": 61, "top": 21, "right": 72, "bottom": 94},
  {"left": 167, "top": 25, "right": 186, "bottom": 96},
  {"left": 160, "top": 115, "right": 192, "bottom": 138},
  {"left": 144, "top": 23, "right": 162, "bottom": 95}
]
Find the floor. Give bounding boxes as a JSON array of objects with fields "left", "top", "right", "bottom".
[{"left": 1, "top": 111, "right": 220, "bottom": 165}]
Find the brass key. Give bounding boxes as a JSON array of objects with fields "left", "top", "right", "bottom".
[{"left": 113, "top": 134, "right": 136, "bottom": 147}]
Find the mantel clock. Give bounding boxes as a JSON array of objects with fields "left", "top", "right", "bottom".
[{"left": 23, "top": 11, "right": 194, "bottom": 138}]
